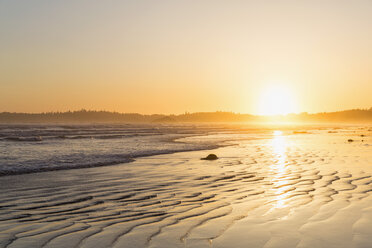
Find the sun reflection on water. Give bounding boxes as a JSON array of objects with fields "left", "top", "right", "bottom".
[{"left": 270, "top": 131, "right": 291, "bottom": 210}]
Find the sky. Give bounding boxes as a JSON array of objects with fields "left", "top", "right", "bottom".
[{"left": 1, "top": 0, "right": 372, "bottom": 115}]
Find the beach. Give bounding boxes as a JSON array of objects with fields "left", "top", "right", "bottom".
[
  {"left": 3, "top": 0, "right": 372, "bottom": 246},
  {"left": 0, "top": 126, "right": 372, "bottom": 248}
]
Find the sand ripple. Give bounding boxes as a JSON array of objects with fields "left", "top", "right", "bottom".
[{"left": 1, "top": 130, "right": 372, "bottom": 247}]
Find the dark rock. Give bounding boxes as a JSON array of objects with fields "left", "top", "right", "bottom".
[
  {"left": 348, "top": 139, "right": 354, "bottom": 142},
  {"left": 201, "top": 154, "right": 218, "bottom": 160}
]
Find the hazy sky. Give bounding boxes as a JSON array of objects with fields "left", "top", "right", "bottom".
[{"left": 1, "top": 0, "right": 372, "bottom": 114}]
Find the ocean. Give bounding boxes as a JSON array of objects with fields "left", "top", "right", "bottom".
[{"left": 0, "top": 124, "right": 227, "bottom": 175}]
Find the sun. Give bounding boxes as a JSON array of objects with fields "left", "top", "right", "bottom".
[{"left": 258, "top": 84, "right": 297, "bottom": 116}]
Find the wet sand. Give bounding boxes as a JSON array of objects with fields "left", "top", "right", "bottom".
[{"left": 1, "top": 128, "right": 372, "bottom": 248}]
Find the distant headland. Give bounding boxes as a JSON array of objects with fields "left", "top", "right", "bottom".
[{"left": 1, "top": 108, "right": 372, "bottom": 124}]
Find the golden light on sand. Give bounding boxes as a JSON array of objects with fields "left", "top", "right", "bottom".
[
  {"left": 270, "top": 132, "right": 290, "bottom": 210},
  {"left": 258, "top": 84, "right": 297, "bottom": 116}
]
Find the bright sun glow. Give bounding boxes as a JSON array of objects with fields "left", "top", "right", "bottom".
[
  {"left": 273, "top": 130, "right": 283, "bottom": 136},
  {"left": 258, "top": 84, "right": 297, "bottom": 116}
]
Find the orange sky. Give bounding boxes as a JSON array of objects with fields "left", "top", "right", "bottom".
[{"left": 1, "top": 1, "right": 372, "bottom": 115}]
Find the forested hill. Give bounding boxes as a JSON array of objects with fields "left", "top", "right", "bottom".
[{"left": 1, "top": 108, "right": 372, "bottom": 123}]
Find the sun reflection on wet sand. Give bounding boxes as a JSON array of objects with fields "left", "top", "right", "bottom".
[{"left": 269, "top": 131, "right": 291, "bottom": 210}]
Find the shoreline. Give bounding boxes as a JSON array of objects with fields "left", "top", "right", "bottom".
[{"left": 0, "top": 133, "right": 230, "bottom": 177}]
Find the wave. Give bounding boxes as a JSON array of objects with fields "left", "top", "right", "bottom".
[
  {"left": 0, "top": 146, "right": 221, "bottom": 176},
  {"left": 0, "top": 124, "right": 228, "bottom": 176}
]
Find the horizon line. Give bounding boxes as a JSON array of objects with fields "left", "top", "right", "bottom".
[{"left": 1, "top": 107, "right": 372, "bottom": 117}]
